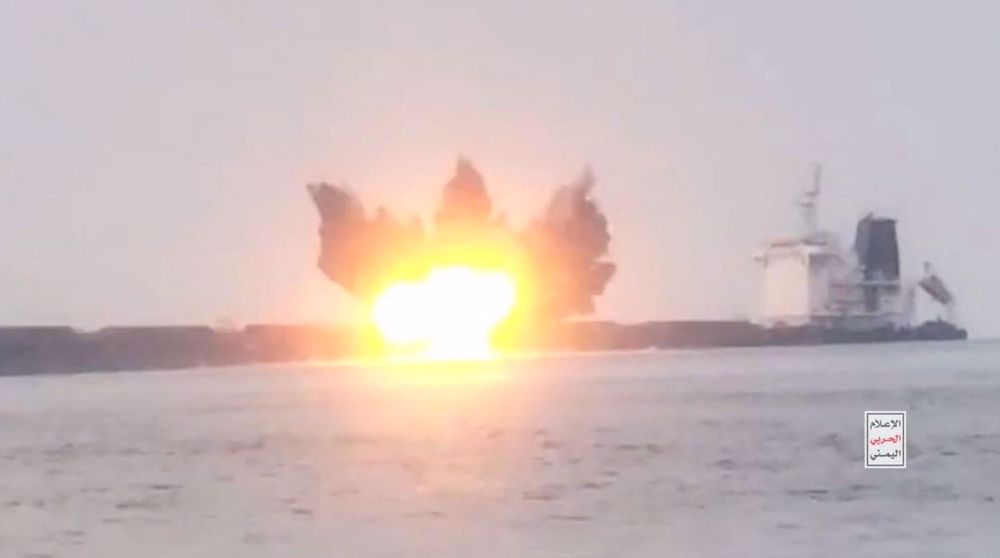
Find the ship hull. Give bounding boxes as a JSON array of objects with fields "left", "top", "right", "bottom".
[
  {"left": 552, "top": 319, "right": 968, "bottom": 351},
  {"left": 1, "top": 320, "right": 968, "bottom": 376}
]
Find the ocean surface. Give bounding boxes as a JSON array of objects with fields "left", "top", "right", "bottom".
[{"left": 2, "top": 341, "right": 999, "bottom": 557}]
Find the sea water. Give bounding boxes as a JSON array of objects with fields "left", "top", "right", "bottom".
[{"left": 1, "top": 341, "right": 998, "bottom": 556}]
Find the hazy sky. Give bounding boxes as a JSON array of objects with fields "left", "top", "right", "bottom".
[{"left": 2, "top": 1, "right": 998, "bottom": 336}]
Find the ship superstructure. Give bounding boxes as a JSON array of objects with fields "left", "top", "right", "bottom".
[{"left": 755, "top": 166, "right": 956, "bottom": 331}]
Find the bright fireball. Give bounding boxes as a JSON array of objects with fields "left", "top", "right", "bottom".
[{"left": 371, "top": 266, "right": 517, "bottom": 360}]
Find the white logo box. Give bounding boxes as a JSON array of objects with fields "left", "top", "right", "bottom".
[{"left": 865, "top": 411, "right": 906, "bottom": 469}]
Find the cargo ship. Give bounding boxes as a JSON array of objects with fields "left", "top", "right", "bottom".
[
  {"left": 548, "top": 165, "right": 968, "bottom": 353},
  {"left": 553, "top": 165, "right": 967, "bottom": 352},
  {"left": 0, "top": 165, "right": 966, "bottom": 376}
]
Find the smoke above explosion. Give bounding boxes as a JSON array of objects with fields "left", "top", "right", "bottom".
[{"left": 307, "top": 158, "right": 616, "bottom": 328}]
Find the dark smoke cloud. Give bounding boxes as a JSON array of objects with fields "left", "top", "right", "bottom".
[
  {"left": 307, "top": 158, "right": 615, "bottom": 319},
  {"left": 523, "top": 168, "right": 616, "bottom": 316}
]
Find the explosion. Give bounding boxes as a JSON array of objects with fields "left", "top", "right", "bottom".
[
  {"left": 372, "top": 267, "right": 516, "bottom": 359},
  {"left": 308, "top": 158, "right": 615, "bottom": 359}
]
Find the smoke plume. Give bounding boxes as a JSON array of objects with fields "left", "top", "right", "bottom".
[{"left": 308, "top": 158, "right": 615, "bottom": 319}]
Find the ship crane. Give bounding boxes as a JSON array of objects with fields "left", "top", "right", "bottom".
[{"left": 902, "top": 262, "right": 958, "bottom": 325}]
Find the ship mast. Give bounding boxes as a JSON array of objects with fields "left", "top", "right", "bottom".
[{"left": 799, "top": 163, "right": 822, "bottom": 238}]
